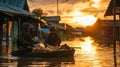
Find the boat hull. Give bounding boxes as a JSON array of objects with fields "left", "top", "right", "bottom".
[{"left": 12, "top": 48, "right": 75, "bottom": 58}]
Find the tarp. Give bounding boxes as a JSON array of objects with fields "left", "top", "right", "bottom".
[{"left": 39, "top": 28, "right": 50, "bottom": 34}]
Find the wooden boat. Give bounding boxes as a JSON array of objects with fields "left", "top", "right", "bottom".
[
  {"left": 16, "top": 57, "right": 75, "bottom": 65},
  {"left": 11, "top": 47, "right": 75, "bottom": 58}
]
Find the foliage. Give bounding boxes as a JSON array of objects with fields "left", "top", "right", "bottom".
[{"left": 32, "top": 8, "right": 47, "bottom": 19}]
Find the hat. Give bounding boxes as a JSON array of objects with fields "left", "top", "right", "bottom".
[
  {"left": 22, "top": 22, "right": 30, "bottom": 29},
  {"left": 30, "top": 28, "right": 37, "bottom": 32},
  {"left": 49, "top": 26, "right": 56, "bottom": 31}
]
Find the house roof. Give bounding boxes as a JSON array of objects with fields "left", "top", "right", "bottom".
[
  {"left": 48, "top": 22, "right": 64, "bottom": 29},
  {"left": 0, "top": 0, "right": 31, "bottom": 15},
  {"left": 0, "top": 0, "right": 26, "bottom": 9},
  {"left": 44, "top": 16, "right": 60, "bottom": 22},
  {"left": 104, "top": 0, "right": 120, "bottom": 16}
]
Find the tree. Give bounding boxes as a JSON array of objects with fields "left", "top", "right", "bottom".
[{"left": 32, "top": 8, "right": 47, "bottom": 19}]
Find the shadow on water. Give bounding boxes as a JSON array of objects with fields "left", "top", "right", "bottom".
[
  {"left": 0, "top": 56, "right": 75, "bottom": 67},
  {"left": 17, "top": 57, "right": 75, "bottom": 67}
]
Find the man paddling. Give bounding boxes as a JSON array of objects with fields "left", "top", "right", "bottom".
[{"left": 44, "top": 26, "right": 61, "bottom": 49}]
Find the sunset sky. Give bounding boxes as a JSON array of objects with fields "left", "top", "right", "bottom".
[{"left": 28, "top": 0, "right": 111, "bottom": 27}]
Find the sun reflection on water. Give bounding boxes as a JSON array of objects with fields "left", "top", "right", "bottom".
[
  {"left": 1, "top": 36, "right": 117, "bottom": 67},
  {"left": 80, "top": 36, "right": 96, "bottom": 54},
  {"left": 61, "top": 36, "right": 102, "bottom": 67},
  {"left": 61, "top": 36, "right": 97, "bottom": 54}
]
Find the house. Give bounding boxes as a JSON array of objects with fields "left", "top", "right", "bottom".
[
  {"left": 0, "top": 0, "right": 43, "bottom": 54},
  {"left": 104, "top": 0, "right": 120, "bottom": 16},
  {"left": 84, "top": 19, "right": 120, "bottom": 45},
  {"left": 43, "top": 16, "right": 64, "bottom": 29},
  {"left": 104, "top": 0, "right": 120, "bottom": 45}
]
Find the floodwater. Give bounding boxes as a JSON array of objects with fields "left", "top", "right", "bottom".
[{"left": 0, "top": 36, "right": 120, "bottom": 67}]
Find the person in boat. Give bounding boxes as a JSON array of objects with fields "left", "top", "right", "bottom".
[
  {"left": 30, "top": 28, "right": 39, "bottom": 42},
  {"left": 17, "top": 22, "right": 39, "bottom": 51},
  {"left": 44, "top": 26, "right": 61, "bottom": 48}
]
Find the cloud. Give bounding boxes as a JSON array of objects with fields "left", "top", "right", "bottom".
[
  {"left": 27, "top": 0, "right": 112, "bottom": 27},
  {"left": 28, "top": 0, "right": 110, "bottom": 19}
]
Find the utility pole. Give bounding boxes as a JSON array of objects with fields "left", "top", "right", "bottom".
[
  {"left": 113, "top": 0, "right": 117, "bottom": 67},
  {"left": 57, "top": 0, "right": 59, "bottom": 16}
]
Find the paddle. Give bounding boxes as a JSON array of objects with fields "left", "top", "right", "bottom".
[
  {"left": 61, "top": 43, "right": 82, "bottom": 49},
  {"left": 72, "top": 47, "right": 82, "bottom": 49}
]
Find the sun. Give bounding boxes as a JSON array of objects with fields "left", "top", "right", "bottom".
[
  {"left": 72, "top": 15, "right": 97, "bottom": 26},
  {"left": 60, "top": 9, "right": 98, "bottom": 28}
]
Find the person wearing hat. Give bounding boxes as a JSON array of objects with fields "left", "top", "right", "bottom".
[
  {"left": 44, "top": 26, "right": 61, "bottom": 48},
  {"left": 17, "top": 22, "right": 39, "bottom": 52}
]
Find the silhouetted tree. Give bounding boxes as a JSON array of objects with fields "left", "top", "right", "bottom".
[{"left": 32, "top": 8, "right": 47, "bottom": 19}]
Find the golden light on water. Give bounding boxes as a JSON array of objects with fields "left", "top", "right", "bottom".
[
  {"left": 80, "top": 37, "right": 96, "bottom": 54},
  {"left": 61, "top": 36, "right": 97, "bottom": 54},
  {"left": 63, "top": 36, "right": 101, "bottom": 67}
]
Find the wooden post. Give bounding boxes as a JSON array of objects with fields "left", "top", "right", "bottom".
[
  {"left": 18, "top": 16, "right": 21, "bottom": 49},
  {"left": 0, "top": 20, "right": 3, "bottom": 55},
  {"left": 12, "top": 20, "right": 15, "bottom": 52},
  {"left": 5, "top": 17, "right": 9, "bottom": 55}
]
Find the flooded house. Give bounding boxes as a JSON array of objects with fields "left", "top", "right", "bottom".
[
  {"left": 84, "top": 19, "right": 120, "bottom": 45},
  {"left": 104, "top": 0, "right": 120, "bottom": 45},
  {"left": 83, "top": 0, "right": 120, "bottom": 46},
  {"left": 104, "top": 0, "right": 120, "bottom": 66},
  {"left": 43, "top": 16, "right": 62, "bottom": 28},
  {"left": 0, "top": 0, "right": 42, "bottom": 55}
]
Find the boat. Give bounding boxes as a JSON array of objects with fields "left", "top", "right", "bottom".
[
  {"left": 11, "top": 47, "right": 75, "bottom": 58},
  {"left": 17, "top": 56, "right": 75, "bottom": 65}
]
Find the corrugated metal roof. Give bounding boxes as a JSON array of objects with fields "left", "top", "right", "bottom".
[
  {"left": 44, "top": 16, "right": 61, "bottom": 22},
  {"left": 104, "top": 0, "right": 120, "bottom": 16},
  {"left": 0, "top": 2, "right": 31, "bottom": 15},
  {"left": 0, "top": 0, "right": 25, "bottom": 8}
]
